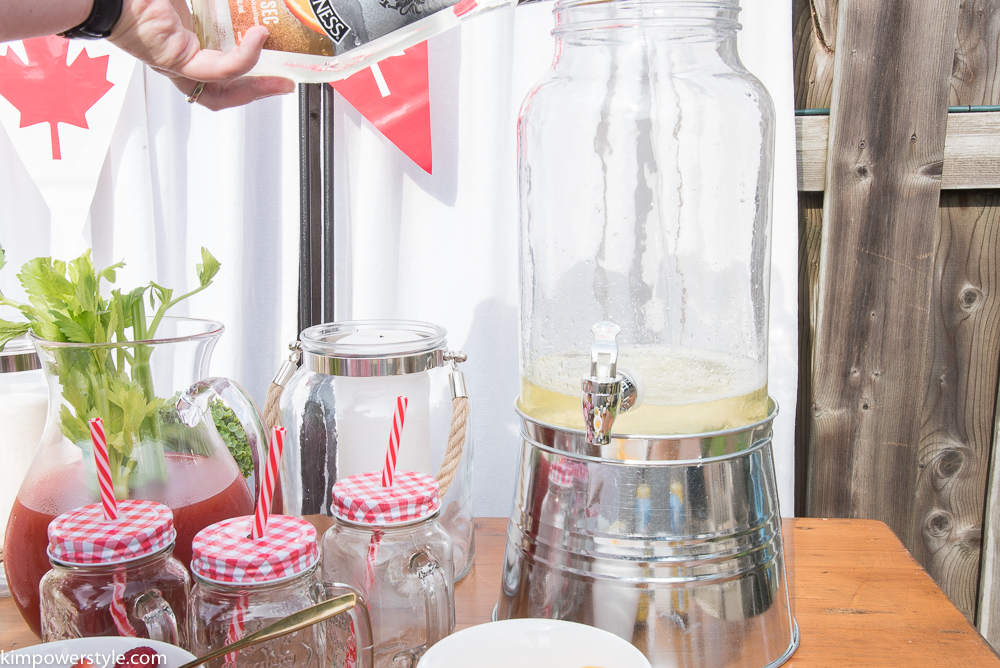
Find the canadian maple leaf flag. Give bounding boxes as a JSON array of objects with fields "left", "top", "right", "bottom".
[
  {"left": 0, "top": 37, "right": 135, "bottom": 259},
  {"left": 332, "top": 42, "right": 433, "bottom": 174}
]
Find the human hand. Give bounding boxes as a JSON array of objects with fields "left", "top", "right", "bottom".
[{"left": 109, "top": 0, "right": 295, "bottom": 110}]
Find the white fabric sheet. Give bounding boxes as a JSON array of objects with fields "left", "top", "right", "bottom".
[{"left": 0, "top": 1, "right": 796, "bottom": 517}]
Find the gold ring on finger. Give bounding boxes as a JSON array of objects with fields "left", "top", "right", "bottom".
[{"left": 186, "top": 82, "right": 206, "bottom": 104}]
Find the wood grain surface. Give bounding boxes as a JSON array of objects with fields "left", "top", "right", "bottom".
[
  {"left": 806, "top": 0, "right": 959, "bottom": 539},
  {"left": 792, "top": 0, "right": 836, "bottom": 522},
  {"left": 950, "top": 0, "right": 1000, "bottom": 106},
  {"left": 945, "top": 0, "right": 1000, "bottom": 643},
  {"left": 5, "top": 517, "right": 999, "bottom": 666},
  {"left": 795, "top": 192, "right": 824, "bottom": 518},
  {"left": 782, "top": 517, "right": 999, "bottom": 666},
  {"left": 792, "top": 0, "right": 838, "bottom": 110},
  {"left": 797, "top": 113, "right": 1000, "bottom": 191},
  {"left": 912, "top": 192, "right": 1000, "bottom": 622}
]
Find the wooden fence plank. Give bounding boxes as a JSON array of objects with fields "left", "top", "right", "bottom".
[
  {"left": 942, "top": 115, "right": 1000, "bottom": 189},
  {"left": 950, "top": 0, "right": 1000, "bottom": 105},
  {"left": 913, "top": 192, "right": 1000, "bottom": 622},
  {"left": 793, "top": 0, "right": 838, "bottom": 110},
  {"left": 793, "top": 0, "right": 839, "bottom": 517},
  {"left": 806, "top": 0, "right": 961, "bottom": 557},
  {"left": 983, "top": 378, "right": 1000, "bottom": 641},
  {"left": 796, "top": 192, "right": 824, "bottom": 516},
  {"left": 796, "top": 116, "right": 829, "bottom": 192},
  {"left": 797, "top": 113, "right": 1000, "bottom": 191},
  {"left": 945, "top": 0, "right": 1000, "bottom": 642}
]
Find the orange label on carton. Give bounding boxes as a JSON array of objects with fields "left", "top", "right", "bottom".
[
  {"left": 229, "top": 0, "right": 335, "bottom": 56},
  {"left": 228, "top": 0, "right": 458, "bottom": 56}
]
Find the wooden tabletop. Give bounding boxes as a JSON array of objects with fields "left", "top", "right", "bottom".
[{"left": 3, "top": 518, "right": 999, "bottom": 666}]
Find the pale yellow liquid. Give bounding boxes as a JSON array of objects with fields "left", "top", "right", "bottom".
[{"left": 519, "top": 347, "right": 768, "bottom": 435}]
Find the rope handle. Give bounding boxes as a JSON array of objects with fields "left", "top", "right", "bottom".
[{"left": 263, "top": 344, "right": 469, "bottom": 497}]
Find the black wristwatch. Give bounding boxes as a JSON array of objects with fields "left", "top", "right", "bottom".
[{"left": 60, "top": 0, "right": 124, "bottom": 39}]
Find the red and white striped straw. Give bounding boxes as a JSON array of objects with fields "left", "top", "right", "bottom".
[
  {"left": 110, "top": 572, "right": 137, "bottom": 637},
  {"left": 224, "top": 593, "right": 249, "bottom": 666},
  {"left": 252, "top": 426, "right": 286, "bottom": 540},
  {"left": 381, "top": 396, "right": 408, "bottom": 487},
  {"left": 89, "top": 417, "right": 117, "bottom": 521}
]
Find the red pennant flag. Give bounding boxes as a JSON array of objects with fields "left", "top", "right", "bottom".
[
  {"left": 0, "top": 36, "right": 114, "bottom": 160},
  {"left": 331, "top": 42, "right": 432, "bottom": 174}
]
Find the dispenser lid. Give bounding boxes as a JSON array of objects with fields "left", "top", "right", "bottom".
[
  {"left": 332, "top": 470, "right": 441, "bottom": 525},
  {"left": 47, "top": 500, "right": 176, "bottom": 566},
  {"left": 299, "top": 320, "right": 448, "bottom": 377},
  {"left": 0, "top": 335, "right": 40, "bottom": 373}
]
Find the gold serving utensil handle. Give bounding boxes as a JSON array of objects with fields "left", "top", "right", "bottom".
[{"left": 176, "top": 592, "right": 357, "bottom": 668}]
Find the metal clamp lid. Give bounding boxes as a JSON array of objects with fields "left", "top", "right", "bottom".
[
  {"left": 299, "top": 320, "right": 451, "bottom": 377},
  {"left": 0, "top": 336, "right": 41, "bottom": 373}
]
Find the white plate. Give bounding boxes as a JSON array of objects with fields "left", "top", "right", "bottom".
[
  {"left": 6, "top": 637, "right": 196, "bottom": 667},
  {"left": 417, "top": 619, "right": 652, "bottom": 668}
]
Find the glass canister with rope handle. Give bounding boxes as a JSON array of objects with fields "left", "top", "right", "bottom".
[{"left": 273, "top": 320, "right": 475, "bottom": 579}]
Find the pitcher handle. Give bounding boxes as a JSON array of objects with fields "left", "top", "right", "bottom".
[
  {"left": 410, "top": 550, "right": 454, "bottom": 652},
  {"left": 324, "top": 582, "right": 374, "bottom": 668},
  {"left": 133, "top": 591, "right": 179, "bottom": 645},
  {"left": 176, "top": 377, "right": 269, "bottom": 506}
]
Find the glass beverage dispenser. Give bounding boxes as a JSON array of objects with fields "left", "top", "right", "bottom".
[
  {"left": 517, "top": 0, "right": 774, "bottom": 437},
  {"left": 498, "top": 3, "right": 797, "bottom": 666}
]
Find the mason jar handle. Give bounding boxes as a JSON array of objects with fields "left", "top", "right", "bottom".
[
  {"left": 133, "top": 591, "right": 179, "bottom": 645},
  {"left": 324, "top": 583, "right": 374, "bottom": 668},
  {"left": 176, "top": 377, "right": 269, "bottom": 505},
  {"left": 410, "top": 550, "right": 454, "bottom": 652}
]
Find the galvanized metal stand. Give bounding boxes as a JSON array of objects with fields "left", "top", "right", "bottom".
[{"left": 298, "top": 83, "right": 336, "bottom": 332}]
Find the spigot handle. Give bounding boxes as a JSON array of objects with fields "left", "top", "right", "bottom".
[
  {"left": 590, "top": 321, "right": 621, "bottom": 381},
  {"left": 581, "top": 322, "right": 643, "bottom": 446}
]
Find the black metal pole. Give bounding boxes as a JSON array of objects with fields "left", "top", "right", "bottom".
[
  {"left": 299, "top": 83, "right": 325, "bottom": 332},
  {"left": 322, "top": 84, "right": 336, "bottom": 323}
]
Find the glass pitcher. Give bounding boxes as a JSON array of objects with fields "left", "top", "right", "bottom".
[
  {"left": 517, "top": 0, "right": 775, "bottom": 437},
  {"left": 4, "top": 317, "right": 267, "bottom": 637},
  {"left": 0, "top": 336, "right": 47, "bottom": 598}
]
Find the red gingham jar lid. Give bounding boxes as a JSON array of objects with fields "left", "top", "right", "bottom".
[
  {"left": 548, "top": 459, "right": 576, "bottom": 488},
  {"left": 47, "top": 500, "right": 176, "bottom": 566},
  {"left": 191, "top": 515, "right": 318, "bottom": 586},
  {"left": 332, "top": 471, "right": 441, "bottom": 526},
  {"left": 548, "top": 458, "right": 588, "bottom": 488}
]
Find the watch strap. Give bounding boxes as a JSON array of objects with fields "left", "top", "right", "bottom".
[{"left": 60, "top": 0, "right": 124, "bottom": 40}]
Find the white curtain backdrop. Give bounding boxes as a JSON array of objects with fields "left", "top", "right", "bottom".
[{"left": 0, "top": 0, "right": 796, "bottom": 518}]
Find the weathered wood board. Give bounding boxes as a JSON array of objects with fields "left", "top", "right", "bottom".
[
  {"left": 948, "top": 0, "right": 1000, "bottom": 639},
  {"left": 793, "top": 0, "right": 838, "bottom": 518},
  {"left": 793, "top": 0, "right": 1000, "bottom": 640},
  {"left": 795, "top": 192, "right": 824, "bottom": 517},
  {"left": 792, "top": 0, "right": 838, "bottom": 110},
  {"left": 797, "top": 113, "right": 1000, "bottom": 191},
  {"left": 806, "top": 0, "right": 960, "bottom": 554},
  {"left": 914, "top": 192, "right": 1000, "bottom": 622}
]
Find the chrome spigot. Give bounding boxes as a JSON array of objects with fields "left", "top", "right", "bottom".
[{"left": 582, "top": 322, "right": 638, "bottom": 445}]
